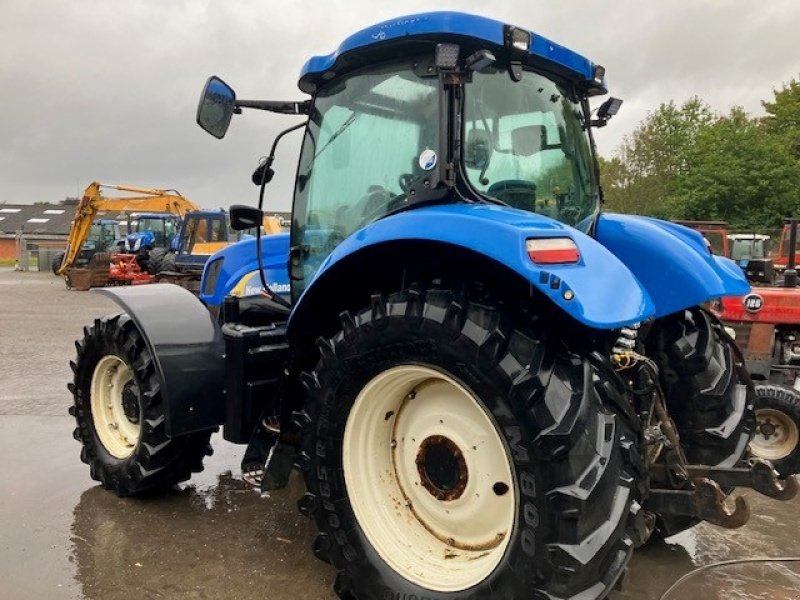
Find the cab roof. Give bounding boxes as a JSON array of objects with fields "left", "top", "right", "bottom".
[
  {"left": 728, "top": 234, "right": 770, "bottom": 240},
  {"left": 298, "top": 11, "right": 603, "bottom": 94}
]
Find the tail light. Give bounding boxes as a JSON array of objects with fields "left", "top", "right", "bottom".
[{"left": 526, "top": 237, "right": 580, "bottom": 264}]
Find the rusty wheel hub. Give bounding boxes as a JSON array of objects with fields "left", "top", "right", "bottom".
[{"left": 416, "top": 435, "right": 468, "bottom": 501}]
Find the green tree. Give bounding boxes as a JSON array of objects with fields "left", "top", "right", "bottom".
[
  {"left": 604, "top": 98, "right": 713, "bottom": 216},
  {"left": 667, "top": 107, "right": 800, "bottom": 228},
  {"left": 762, "top": 77, "right": 800, "bottom": 157},
  {"left": 599, "top": 156, "right": 636, "bottom": 213}
]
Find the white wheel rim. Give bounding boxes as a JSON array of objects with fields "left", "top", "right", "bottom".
[
  {"left": 343, "top": 365, "right": 515, "bottom": 592},
  {"left": 750, "top": 408, "right": 799, "bottom": 461},
  {"left": 90, "top": 355, "right": 140, "bottom": 459}
]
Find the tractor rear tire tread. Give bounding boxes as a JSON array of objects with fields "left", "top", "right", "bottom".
[
  {"left": 299, "top": 286, "right": 644, "bottom": 600},
  {"left": 649, "top": 308, "right": 755, "bottom": 465},
  {"left": 159, "top": 252, "right": 177, "bottom": 274},
  {"left": 146, "top": 248, "right": 168, "bottom": 275},
  {"left": 646, "top": 307, "right": 755, "bottom": 539}
]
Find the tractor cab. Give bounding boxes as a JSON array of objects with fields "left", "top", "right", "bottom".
[
  {"left": 729, "top": 233, "right": 775, "bottom": 284},
  {"left": 197, "top": 13, "right": 620, "bottom": 302},
  {"left": 75, "top": 219, "right": 123, "bottom": 263},
  {"left": 125, "top": 213, "right": 179, "bottom": 253}
]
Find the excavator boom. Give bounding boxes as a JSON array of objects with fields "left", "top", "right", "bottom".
[{"left": 57, "top": 182, "right": 199, "bottom": 275}]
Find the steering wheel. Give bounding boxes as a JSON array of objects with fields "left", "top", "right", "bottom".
[{"left": 486, "top": 180, "right": 537, "bottom": 210}]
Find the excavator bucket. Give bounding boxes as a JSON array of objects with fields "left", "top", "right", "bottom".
[{"left": 67, "top": 253, "right": 111, "bottom": 291}]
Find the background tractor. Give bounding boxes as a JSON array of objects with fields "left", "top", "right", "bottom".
[
  {"left": 68, "top": 13, "right": 798, "bottom": 600},
  {"left": 715, "top": 218, "right": 800, "bottom": 477},
  {"left": 728, "top": 232, "right": 775, "bottom": 285},
  {"left": 150, "top": 208, "right": 284, "bottom": 294},
  {"left": 673, "top": 219, "right": 730, "bottom": 256}
]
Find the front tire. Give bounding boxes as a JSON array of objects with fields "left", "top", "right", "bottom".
[
  {"left": 298, "top": 287, "right": 643, "bottom": 600},
  {"left": 68, "top": 314, "right": 213, "bottom": 496},
  {"left": 750, "top": 384, "right": 800, "bottom": 477}
]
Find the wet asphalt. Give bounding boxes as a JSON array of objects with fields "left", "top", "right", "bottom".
[{"left": 1, "top": 268, "right": 799, "bottom": 600}]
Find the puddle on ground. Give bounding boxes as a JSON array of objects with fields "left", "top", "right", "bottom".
[{"left": 2, "top": 415, "right": 798, "bottom": 600}]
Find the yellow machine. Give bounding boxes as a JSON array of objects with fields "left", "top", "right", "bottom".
[{"left": 57, "top": 182, "right": 199, "bottom": 287}]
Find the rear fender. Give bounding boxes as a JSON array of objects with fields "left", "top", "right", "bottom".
[
  {"left": 95, "top": 284, "right": 225, "bottom": 437},
  {"left": 595, "top": 214, "right": 750, "bottom": 318},
  {"left": 289, "top": 204, "right": 655, "bottom": 331}
]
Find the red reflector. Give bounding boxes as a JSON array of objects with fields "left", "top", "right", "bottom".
[{"left": 526, "top": 238, "right": 580, "bottom": 264}]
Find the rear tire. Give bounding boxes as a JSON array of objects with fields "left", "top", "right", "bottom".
[
  {"left": 646, "top": 307, "right": 755, "bottom": 538},
  {"left": 146, "top": 247, "right": 167, "bottom": 275},
  {"left": 159, "top": 251, "right": 177, "bottom": 273},
  {"left": 298, "top": 287, "right": 644, "bottom": 600},
  {"left": 750, "top": 384, "right": 800, "bottom": 478},
  {"left": 51, "top": 251, "right": 65, "bottom": 275},
  {"left": 69, "top": 314, "right": 213, "bottom": 496}
]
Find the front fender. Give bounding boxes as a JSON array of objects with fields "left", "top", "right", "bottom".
[
  {"left": 595, "top": 213, "right": 750, "bottom": 318},
  {"left": 290, "top": 204, "right": 655, "bottom": 330},
  {"left": 95, "top": 284, "right": 225, "bottom": 437}
]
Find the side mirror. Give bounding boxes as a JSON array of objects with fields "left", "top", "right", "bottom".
[
  {"left": 197, "top": 76, "right": 236, "bottom": 139},
  {"left": 511, "top": 124, "right": 548, "bottom": 157},
  {"left": 591, "top": 97, "right": 623, "bottom": 127},
  {"left": 464, "top": 128, "right": 492, "bottom": 170},
  {"left": 229, "top": 205, "right": 264, "bottom": 231}
]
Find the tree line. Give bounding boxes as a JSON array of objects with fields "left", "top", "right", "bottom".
[{"left": 599, "top": 78, "right": 800, "bottom": 230}]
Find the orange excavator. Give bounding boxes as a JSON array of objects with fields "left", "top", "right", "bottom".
[{"left": 57, "top": 182, "right": 198, "bottom": 289}]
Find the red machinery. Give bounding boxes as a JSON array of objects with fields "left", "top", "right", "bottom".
[
  {"left": 108, "top": 254, "right": 154, "bottom": 285},
  {"left": 673, "top": 220, "right": 730, "bottom": 256},
  {"left": 715, "top": 218, "right": 800, "bottom": 477}
]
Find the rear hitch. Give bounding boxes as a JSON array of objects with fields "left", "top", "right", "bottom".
[
  {"left": 682, "top": 459, "right": 800, "bottom": 501},
  {"left": 648, "top": 459, "right": 799, "bottom": 528},
  {"left": 648, "top": 479, "right": 751, "bottom": 529}
]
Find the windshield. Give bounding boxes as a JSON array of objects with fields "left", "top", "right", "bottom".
[
  {"left": 87, "top": 223, "right": 117, "bottom": 250},
  {"left": 137, "top": 217, "right": 176, "bottom": 246},
  {"left": 731, "top": 238, "right": 767, "bottom": 260},
  {"left": 463, "top": 68, "right": 598, "bottom": 231},
  {"left": 703, "top": 231, "right": 725, "bottom": 256},
  {"left": 292, "top": 58, "right": 439, "bottom": 293}
]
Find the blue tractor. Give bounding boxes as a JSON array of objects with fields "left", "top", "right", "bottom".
[
  {"left": 149, "top": 209, "right": 287, "bottom": 295},
  {"left": 68, "top": 13, "right": 799, "bottom": 599},
  {"left": 122, "top": 212, "right": 180, "bottom": 273}
]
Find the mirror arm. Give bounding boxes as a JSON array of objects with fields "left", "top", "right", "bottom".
[{"left": 235, "top": 99, "right": 311, "bottom": 115}]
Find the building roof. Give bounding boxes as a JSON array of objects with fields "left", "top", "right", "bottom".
[
  {"left": 0, "top": 203, "right": 74, "bottom": 236},
  {"left": 0, "top": 203, "right": 294, "bottom": 237}
]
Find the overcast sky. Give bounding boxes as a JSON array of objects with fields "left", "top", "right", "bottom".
[{"left": 1, "top": 0, "right": 798, "bottom": 211}]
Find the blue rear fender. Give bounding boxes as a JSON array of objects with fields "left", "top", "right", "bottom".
[
  {"left": 594, "top": 213, "right": 750, "bottom": 319},
  {"left": 290, "top": 204, "right": 655, "bottom": 331}
]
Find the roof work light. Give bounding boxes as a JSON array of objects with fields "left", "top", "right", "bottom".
[{"left": 504, "top": 26, "right": 532, "bottom": 52}]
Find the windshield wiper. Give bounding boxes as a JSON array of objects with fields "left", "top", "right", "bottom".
[{"left": 313, "top": 111, "right": 359, "bottom": 159}]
